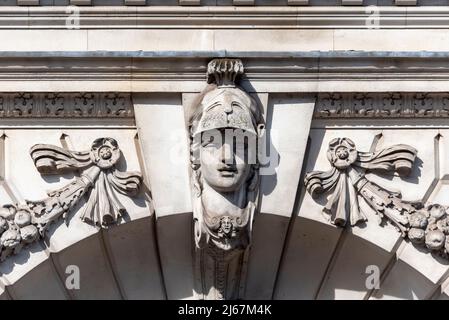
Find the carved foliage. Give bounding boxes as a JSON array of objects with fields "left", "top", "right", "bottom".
[
  {"left": 73, "top": 93, "right": 95, "bottom": 117},
  {"left": 45, "top": 93, "right": 65, "bottom": 116},
  {"left": 315, "top": 93, "right": 345, "bottom": 117},
  {"left": 381, "top": 93, "right": 403, "bottom": 116},
  {"left": 0, "top": 93, "right": 134, "bottom": 118},
  {"left": 12, "top": 93, "right": 33, "bottom": 117},
  {"left": 315, "top": 93, "right": 449, "bottom": 118},
  {"left": 0, "top": 138, "right": 142, "bottom": 261},
  {"left": 104, "top": 93, "right": 132, "bottom": 117}
]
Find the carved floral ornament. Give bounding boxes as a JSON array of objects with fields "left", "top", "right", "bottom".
[
  {"left": 0, "top": 138, "right": 142, "bottom": 261},
  {"left": 315, "top": 93, "right": 449, "bottom": 118},
  {"left": 0, "top": 93, "right": 134, "bottom": 118},
  {"left": 305, "top": 137, "right": 449, "bottom": 258}
]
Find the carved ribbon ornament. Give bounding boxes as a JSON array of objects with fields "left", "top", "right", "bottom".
[
  {"left": 0, "top": 138, "right": 141, "bottom": 261},
  {"left": 306, "top": 137, "right": 449, "bottom": 259},
  {"left": 305, "top": 138, "right": 417, "bottom": 229}
]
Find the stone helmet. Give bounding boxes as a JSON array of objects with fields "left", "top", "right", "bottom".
[{"left": 188, "top": 59, "right": 264, "bottom": 138}]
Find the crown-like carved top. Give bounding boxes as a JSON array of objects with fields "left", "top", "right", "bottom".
[{"left": 207, "top": 59, "right": 244, "bottom": 88}]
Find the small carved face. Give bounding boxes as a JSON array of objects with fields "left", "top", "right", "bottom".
[
  {"left": 220, "top": 216, "right": 233, "bottom": 235},
  {"left": 199, "top": 129, "right": 253, "bottom": 192}
]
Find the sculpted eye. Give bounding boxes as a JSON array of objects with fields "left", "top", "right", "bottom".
[{"left": 201, "top": 134, "right": 216, "bottom": 147}]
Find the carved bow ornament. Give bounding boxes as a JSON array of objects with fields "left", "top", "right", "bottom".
[
  {"left": 305, "top": 138, "right": 417, "bottom": 229},
  {"left": 0, "top": 138, "right": 142, "bottom": 261},
  {"left": 305, "top": 138, "right": 449, "bottom": 258}
]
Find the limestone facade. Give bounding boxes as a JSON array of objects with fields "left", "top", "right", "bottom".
[{"left": 0, "top": 1, "right": 449, "bottom": 300}]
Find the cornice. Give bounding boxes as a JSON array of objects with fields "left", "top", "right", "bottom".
[
  {"left": 1, "top": 6, "right": 449, "bottom": 29},
  {"left": 0, "top": 51, "right": 448, "bottom": 92}
]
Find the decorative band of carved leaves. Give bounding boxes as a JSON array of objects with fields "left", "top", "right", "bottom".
[
  {"left": 0, "top": 93, "right": 134, "bottom": 118},
  {"left": 315, "top": 93, "right": 449, "bottom": 119}
]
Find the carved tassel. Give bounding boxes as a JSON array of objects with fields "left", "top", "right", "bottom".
[
  {"left": 324, "top": 172, "right": 347, "bottom": 226},
  {"left": 81, "top": 180, "right": 98, "bottom": 225},
  {"left": 347, "top": 173, "right": 366, "bottom": 226},
  {"left": 97, "top": 172, "right": 112, "bottom": 226},
  {"left": 81, "top": 171, "right": 140, "bottom": 227},
  {"left": 103, "top": 171, "right": 127, "bottom": 225}
]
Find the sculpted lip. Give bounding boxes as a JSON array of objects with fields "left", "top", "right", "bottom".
[
  {"left": 218, "top": 166, "right": 237, "bottom": 176},
  {"left": 217, "top": 167, "right": 237, "bottom": 172}
]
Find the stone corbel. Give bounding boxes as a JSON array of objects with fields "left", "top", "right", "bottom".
[
  {"left": 305, "top": 138, "right": 449, "bottom": 259},
  {"left": 0, "top": 138, "right": 142, "bottom": 261}
]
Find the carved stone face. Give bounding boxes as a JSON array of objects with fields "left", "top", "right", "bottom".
[
  {"left": 220, "top": 216, "right": 233, "bottom": 235},
  {"left": 199, "top": 129, "right": 253, "bottom": 193}
]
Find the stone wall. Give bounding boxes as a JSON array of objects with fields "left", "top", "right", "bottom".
[{"left": 0, "top": 3, "right": 449, "bottom": 300}]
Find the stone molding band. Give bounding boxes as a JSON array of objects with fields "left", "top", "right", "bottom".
[
  {"left": 315, "top": 92, "right": 449, "bottom": 119},
  {"left": 0, "top": 92, "right": 448, "bottom": 120},
  {"left": 0, "top": 93, "right": 133, "bottom": 118},
  {"left": 0, "top": 7, "right": 448, "bottom": 29},
  {"left": 0, "top": 51, "right": 448, "bottom": 92}
]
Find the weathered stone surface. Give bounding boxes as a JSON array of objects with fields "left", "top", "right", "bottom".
[
  {"left": 2, "top": 1, "right": 449, "bottom": 300},
  {"left": 187, "top": 59, "right": 264, "bottom": 300}
]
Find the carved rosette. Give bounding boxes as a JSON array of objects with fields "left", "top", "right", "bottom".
[
  {"left": 305, "top": 137, "right": 449, "bottom": 259},
  {"left": 0, "top": 137, "right": 142, "bottom": 261}
]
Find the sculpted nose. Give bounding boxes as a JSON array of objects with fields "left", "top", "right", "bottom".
[{"left": 220, "top": 142, "right": 234, "bottom": 164}]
